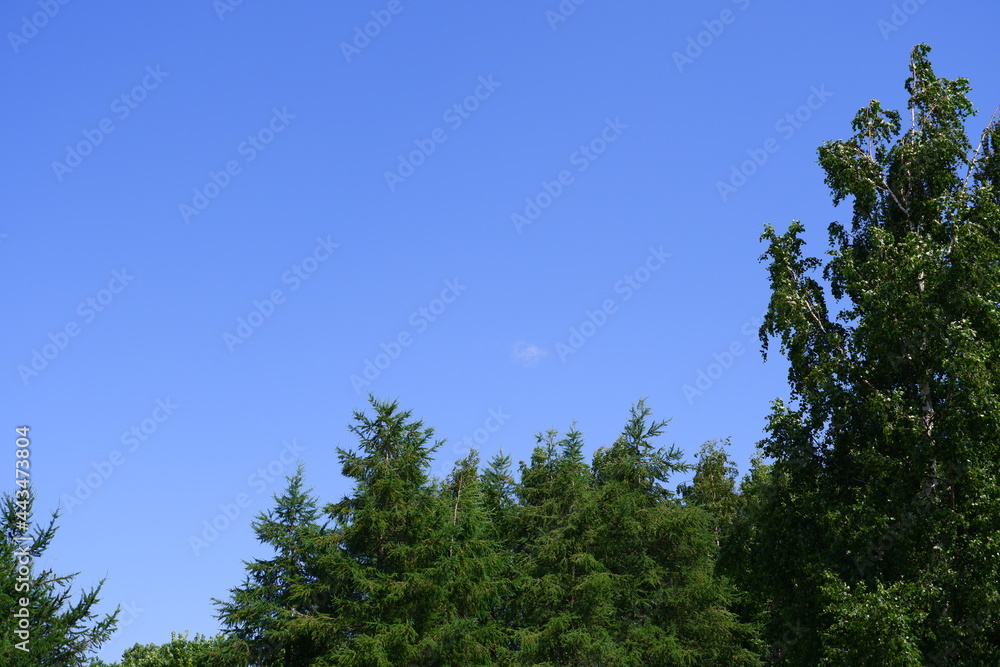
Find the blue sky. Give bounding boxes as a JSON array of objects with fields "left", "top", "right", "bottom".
[{"left": 5, "top": 0, "right": 1000, "bottom": 661}]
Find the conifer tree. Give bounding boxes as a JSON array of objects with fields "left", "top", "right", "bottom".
[
  {"left": 424, "top": 451, "right": 510, "bottom": 664},
  {"left": 715, "top": 457, "right": 783, "bottom": 660},
  {"left": 505, "top": 403, "right": 761, "bottom": 665},
  {"left": 589, "top": 401, "right": 761, "bottom": 665},
  {"left": 480, "top": 450, "right": 517, "bottom": 544},
  {"left": 215, "top": 464, "right": 328, "bottom": 667},
  {"left": 0, "top": 491, "right": 118, "bottom": 665},
  {"left": 512, "top": 427, "right": 617, "bottom": 665},
  {"left": 318, "top": 396, "right": 458, "bottom": 666},
  {"left": 479, "top": 450, "right": 521, "bottom": 659}
]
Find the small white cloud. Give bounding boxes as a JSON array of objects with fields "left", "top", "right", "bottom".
[{"left": 511, "top": 341, "right": 547, "bottom": 366}]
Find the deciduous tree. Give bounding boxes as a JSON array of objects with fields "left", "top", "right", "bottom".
[{"left": 752, "top": 43, "right": 1000, "bottom": 663}]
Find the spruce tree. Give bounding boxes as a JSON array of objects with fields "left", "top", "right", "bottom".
[
  {"left": 317, "top": 396, "right": 459, "bottom": 665},
  {"left": 480, "top": 450, "right": 517, "bottom": 545},
  {"left": 215, "top": 464, "right": 328, "bottom": 666},
  {"left": 511, "top": 427, "right": 619, "bottom": 665},
  {"left": 479, "top": 450, "right": 521, "bottom": 660},
  {"left": 589, "top": 401, "right": 761, "bottom": 665},
  {"left": 424, "top": 452, "right": 509, "bottom": 664},
  {"left": 506, "top": 403, "right": 761, "bottom": 665},
  {"left": 0, "top": 490, "right": 118, "bottom": 665}
]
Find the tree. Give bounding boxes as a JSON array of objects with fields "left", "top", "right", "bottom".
[
  {"left": 479, "top": 449, "right": 521, "bottom": 660},
  {"left": 0, "top": 490, "right": 118, "bottom": 665},
  {"left": 510, "top": 426, "right": 617, "bottom": 665},
  {"left": 318, "top": 395, "right": 503, "bottom": 665},
  {"left": 108, "top": 632, "right": 240, "bottom": 667},
  {"left": 505, "top": 402, "right": 761, "bottom": 665},
  {"left": 589, "top": 401, "right": 762, "bottom": 665},
  {"left": 677, "top": 438, "right": 741, "bottom": 546},
  {"left": 480, "top": 450, "right": 517, "bottom": 545},
  {"left": 426, "top": 451, "right": 510, "bottom": 664},
  {"left": 215, "top": 464, "right": 329, "bottom": 667},
  {"left": 320, "top": 396, "right": 443, "bottom": 665},
  {"left": 751, "top": 43, "right": 1000, "bottom": 663}
]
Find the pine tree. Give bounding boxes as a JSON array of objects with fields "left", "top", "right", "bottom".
[
  {"left": 716, "top": 457, "right": 783, "bottom": 660},
  {"left": 0, "top": 490, "right": 118, "bottom": 665},
  {"left": 480, "top": 450, "right": 517, "bottom": 544},
  {"left": 215, "top": 464, "right": 328, "bottom": 666},
  {"left": 752, "top": 43, "right": 1000, "bottom": 663}
]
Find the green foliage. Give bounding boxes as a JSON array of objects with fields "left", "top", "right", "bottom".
[
  {"left": 590, "top": 403, "right": 762, "bottom": 666},
  {"left": 32, "top": 41, "right": 1000, "bottom": 666},
  {"left": 315, "top": 395, "right": 508, "bottom": 665},
  {"left": 510, "top": 426, "right": 610, "bottom": 665},
  {"left": 504, "top": 400, "right": 761, "bottom": 665},
  {"left": 430, "top": 451, "right": 512, "bottom": 663},
  {"left": 205, "top": 396, "right": 759, "bottom": 665},
  {"left": 748, "top": 43, "right": 1000, "bottom": 663},
  {"left": 816, "top": 578, "right": 926, "bottom": 666},
  {"left": 215, "top": 463, "right": 329, "bottom": 666},
  {"left": 0, "top": 491, "right": 118, "bottom": 665},
  {"left": 678, "top": 438, "right": 741, "bottom": 545},
  {"left": 110, "top": 632, "right": 240, "bottom": 667}
]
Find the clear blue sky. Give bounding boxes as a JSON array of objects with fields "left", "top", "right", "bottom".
[{"left": 5, "top": 0, "right": 999, "bottom": 661}]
